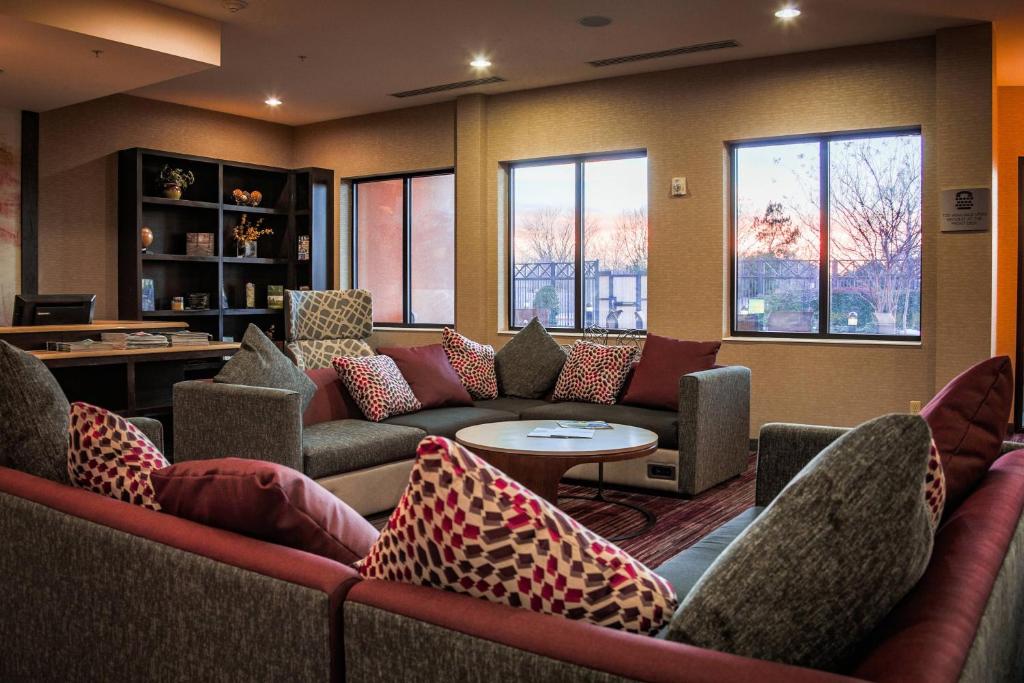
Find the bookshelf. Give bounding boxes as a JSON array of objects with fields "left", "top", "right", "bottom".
[{"left": 118, "top": 148, "right": 334, "bottom": 342}]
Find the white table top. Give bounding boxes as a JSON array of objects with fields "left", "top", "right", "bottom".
[{"left": 455, "top": 420, "right": 658, "bottom": 457}]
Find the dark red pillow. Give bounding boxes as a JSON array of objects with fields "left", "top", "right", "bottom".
[
  {"left": 920, "top": 356, "right": 1013, "bottom": 510},
  {"left": 379, "top": 344, "right": 473, "bottom": 409},
  {"left": 152, "top": 458, "right": 378, "bottom": 566},
  {"left": 622, "top": 334, "right": 721, "bottom": 410},
  {"left": 302, "top": 367, "right": 364, "bottom": 427}
]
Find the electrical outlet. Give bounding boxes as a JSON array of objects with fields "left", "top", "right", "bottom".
[
  {"left": 671, "top": 177, "right": 687, "bottom": 197},
  {"left": 909, "top": 400, "right": 922, "bottom": 414}
]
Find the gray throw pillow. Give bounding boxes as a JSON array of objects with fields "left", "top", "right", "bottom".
[
  {"left": 214, "top": 324, "right": 316, "bottom": 411},
  {"left": 494, "top": 318, "right": 567, "bottom": 398},
  {"left": 0, "top": 341, "right": 71, "bottom": 484},
  {"left": 666, "top": 413, "right": 935, "bottom": 670}
]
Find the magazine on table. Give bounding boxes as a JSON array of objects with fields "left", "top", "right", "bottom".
[
  {"left": 556, "top": 420, "right": 612, "bottom": 430},
  {"left": 528, "top": 427, "right": 595, "bottom": 439}
]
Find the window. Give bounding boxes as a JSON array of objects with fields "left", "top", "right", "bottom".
[
  {"left": 510, "top": 153, "right": 648, "bottom": 331},
  {"left": 353, "top": 171, "right": 454, "bottom": 326},
  {"left": 731, "top": 131, "right": 922, "bottom": 340}
]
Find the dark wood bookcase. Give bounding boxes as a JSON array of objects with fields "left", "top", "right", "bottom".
[{"left": 118, "top": 149, "right": 334, "bottom": 342}]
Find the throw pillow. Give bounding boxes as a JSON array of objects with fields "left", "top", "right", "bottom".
[
  {"left": 379, "top": 344, "right": 473, "bottom": 409},
  {"left": 924, "top": 439, "right": 947, "bottom": 529},
  {"left": 359, "top": 436, "right": 677, "bottom": 635},
  {"left": 215, "top": 324, "right": 317, "bottom": 411},
  {"left": 332, "top": 354, "right": 422, "bottom": 422},
  {"left": 622, "top": 335, "right": 721, "bottom": 410},
  {"left": 666, "top": 414, "right": 936, "bottom": 669},
  {"left": 0, "top": 341, "right": 71, "bottom": 484},
  {"left": 441, "top": 328, "right": 498, "bottom": 400},
  {"left": 152, "top": 458, "right": 378, "bottom": 566},
  {"left": 67, "top": 402, "right": 170, "bottom": 511},
  {"left": 552, "top": 341, "right": 637, "bottom": 405},
  {"left": 302, "top": 368, "right": 365, "bottom": 427},
  {"left": 920, "top": 355, "right": 1013, "bottom": 510},
  {"left": 494, "top": 318, "right": 567, "bottom": 398}
]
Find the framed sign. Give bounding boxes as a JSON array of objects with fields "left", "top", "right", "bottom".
[{"left": 940, "top": 187, "right": 991, "bottom": 232}]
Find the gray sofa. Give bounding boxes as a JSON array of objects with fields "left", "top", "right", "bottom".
[{"left": 174, "top": 364, "right": 750, "bottom": 515}]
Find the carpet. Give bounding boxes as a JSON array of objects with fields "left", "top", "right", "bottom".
[{"left": 370, "top": 453, "right": 757, "bottom": 569}]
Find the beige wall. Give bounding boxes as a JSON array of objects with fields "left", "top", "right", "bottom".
[{"left": 38, "top": 94, "right": 293, "bottom": 317}]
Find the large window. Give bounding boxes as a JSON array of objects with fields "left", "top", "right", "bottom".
[
  {"left": 732, "top": 131, "right": 922, "bottom": 340},
  {"left": 510, "top": 153, "right": 648, "bottom": 331},
  {"left": 353, "top": 170, "right": 454, "bottom": 326}
]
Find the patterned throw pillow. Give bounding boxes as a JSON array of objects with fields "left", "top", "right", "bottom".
[
  {"left": 552, "top": 341, "right": 638, "bottom": 405},
  {"left": 67, "top": 402, "right": 169, "bottom": 511},
  {"left": 924, "top": 439, "right": 947, "bottom": 529},
  {"left": 332, "top": 355, "right": 421, "bottom": 422},
  {"left": 359, "top": 436, "right": 677, "bottom": 635},
  {"left": 441, "top": 328, "right": 498, "bottom": 400}
]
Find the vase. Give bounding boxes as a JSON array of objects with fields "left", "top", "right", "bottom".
[
  {"left": 163, "top": 184, "right": 183, "bottom": 200},
  {"left": 237, "top": 241, "right": 258, "bottom": 258}
]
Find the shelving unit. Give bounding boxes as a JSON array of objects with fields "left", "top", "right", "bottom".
[{"left": 118, "top": 148, "right": 334, "bottom": 342}]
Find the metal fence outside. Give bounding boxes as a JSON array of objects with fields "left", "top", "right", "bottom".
[{"left": 512, "top": 261, "right": 648, "bottom": 329}]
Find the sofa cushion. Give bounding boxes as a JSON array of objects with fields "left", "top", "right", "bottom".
[
  {"left": 152, "top": 457, "right": 378, "bottom": 566},
  {"left": 302, "top": 368, "right": 365, "bottom": 427},
  {"left": 666, "top": 414, "right": 936, "bottom": 669},
  {"left": 302, "top": 420, "right": 426, "bottom": 479},
  {"left": 473, "top": 398, "right": 550, "bottom": 416},
  {"left": 622, "top": 335, "right": 721, "bottom": 411},
  {"left": 332, "top": 354, "right": 421, "bottom": 422},
  {"left": 553, "top": 341, "right": 637, "bottom": 405},
  {"left": 0, "top": 340, "right": 71, "bottom": 484},
  {"left": 67, "top": 402, "right": 169, "bottom": 510},
  {"left": 215, "top": 324, "right": 317, "bottom": 411},
  {"left": 359, "top": 436, "right": 677, "bottom": 635},
  {"left": 494, "top": 318, "right": 566, "bottom": 398},
  {"left": 383, "top": 407, "right": 518, "bottom": 439},
  {"left": 520, "top": 402, "right": 678, "bottom": 450},
  {"left": 379, "top": 344, "right": 473, "bottom": 409},
  {"left": 442, "top": 328, "right": 498, "bottom": 400},
  {"left": 920, "top": 355, "right": 1013, "bottom": 510}
]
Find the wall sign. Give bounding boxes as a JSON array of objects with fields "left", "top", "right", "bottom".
[{"left": 940, "top": 187, "right": 991, "bottom": 232}]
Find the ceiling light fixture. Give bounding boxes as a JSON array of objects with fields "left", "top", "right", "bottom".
[
  {"left": 470, "top": 56, "right": 492, "bottom": 69},
  {"left": 579, "top": 16, "right": 612, "bottom": 28},
  {"left": 774, "top": 6, "right": 801, "bottom": 19},
  {"left": 265, "top": 96, "right": 282, "bottom": 107}
]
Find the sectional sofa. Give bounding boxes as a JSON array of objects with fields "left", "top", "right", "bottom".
[{"left": 3, "top": 419, "right": 1021, "bottom": 681}]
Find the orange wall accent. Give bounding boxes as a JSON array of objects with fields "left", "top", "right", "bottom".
[{"left": 995, "top": 87, "right": 1024, "bottom": 366}]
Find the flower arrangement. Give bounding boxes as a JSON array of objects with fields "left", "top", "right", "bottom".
[
  {"left": 232, "top": 188, "right": 263, "bottom": 207},
  {"left": 159, "top": 165, "right": 195, "bottom": 190},
  {"left": 232, "top": 214, "right": 273, "bottom": 244}
]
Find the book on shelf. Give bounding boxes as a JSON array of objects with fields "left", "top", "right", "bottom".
[
  {"left": 168, "top": 331, "right": 212, "bottom": 346},
  {"left": 100, "top": 332, "right": 170, "bottom": 350},
  {"left": 556, "top": 420, "right": 612, "bottom": 430},
  {"left": 45, "top": 339, "right": 116, "bottom": 353}
]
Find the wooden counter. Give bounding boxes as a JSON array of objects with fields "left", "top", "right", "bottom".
[
  {"left": 30, "top": 343, "right": 240, "bottom": 368},
  {"left": 0, "top": 320, "right": 189, "bottom": 351}
]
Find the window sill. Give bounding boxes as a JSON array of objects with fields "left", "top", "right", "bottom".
[
  {"left": 723, "top": 336, "right": 922, "bottom": 348},
  {"left": 498, "top": 329, "right": 648, "bottom": 338},
  {"left": 373, "top": 326, "right": 446, "bottom": 333}
]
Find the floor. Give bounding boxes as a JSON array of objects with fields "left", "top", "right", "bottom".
[{"left": 370, "top": 453, "right": 757, "bottom": 569}]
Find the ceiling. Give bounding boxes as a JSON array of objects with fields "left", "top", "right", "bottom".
[{"left": 5, "top": 0, "right": 1024, "bottom": 125}]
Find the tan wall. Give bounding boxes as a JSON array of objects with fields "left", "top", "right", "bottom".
[
  {"left": 995, "top": 87, "right": 1024, "bottom": 365},
  {"left": 38, "top": 94, "right": 293, "bottom": 317}
]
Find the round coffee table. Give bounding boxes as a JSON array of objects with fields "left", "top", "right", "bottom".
[{"left": 455, "top": 420, "right": 659, "bottom": 540}]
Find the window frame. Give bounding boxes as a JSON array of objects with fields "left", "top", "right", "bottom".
[
  {"left": 728, "top": 127, "right": 923, "bottom": 342},
  {"left": 351, "top": 168, "right": 455, "bottom": 328},
  {"left": 506, "top": 149, "right": 648, "bottom": 333}
]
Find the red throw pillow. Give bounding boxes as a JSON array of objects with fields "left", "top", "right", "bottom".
[
  {"left": 302, "top": 368, "right": 365, "bottom": 427},
  {"left": 552, "top": 341, "right": 637, "bottom": 405},
  {"left": 152, "top": 458, "right": 379, "bottom": 566},
  {"left": 67, "top": 402, "right": 169, "bottom": 510},
  {"left": 441, "top": 328, "right": 498, "bottom": 400},
  {"left": 622, "top": 334, "right": 721, "bottom": 410},
  {"left": 332, "top": 354, "right": 422, "bottom": 422},
  {"left": 920, "top": 356, "right": 1013, "bottom": 510},
  {"left": 379, "top": 344, "right": 473, "bottom": 409},
  {"left": 359, "top": 436, "right": 677, "bottom": 634}
]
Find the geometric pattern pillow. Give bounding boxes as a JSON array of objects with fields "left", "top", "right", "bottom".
[
  {"left": 285, "top": 288, "right": 374, "bottom": 341},
  {"left": 924, "top": 438, "right": 947, "bottom": 530},
  {"left": 552, "top": 341, "right": 637, "bottom": 405},
  {"left": 67, "top": 402, "right": 169, "bottom": 511},
  {"left": 288, "top": 338, "right": 375, "bottom": 370},
  {"left": 332, "top": 354, "right": 421, "bottom": 422},
  {"left": 441, "top": 328, "right": 498, "bottom": 400},
  {"left": 359, "top": 436, "right": 677, "bottom": 635}
]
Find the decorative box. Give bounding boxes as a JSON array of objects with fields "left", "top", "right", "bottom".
[
  {"left": 186, "top": 232, "right": 215, "bottom": 257},
  {"left": 141, "top": 279, "right": 155, "bottom": 312},
  {"left": 267, "top": 285, "right": 284, "bottom": 310},
  {"left": 298, "top": 235, "right": 311, "bottom": 261}
]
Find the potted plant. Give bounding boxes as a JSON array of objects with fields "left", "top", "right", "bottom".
[
  {"left": 532, "top": 286, "right": 560, "bottom": 327},
  {"left": 232, "top": 214, "right": 273, "bottom": 258},
  {"left": 159, "top": 165, "right": 196, "bottom": 200}
]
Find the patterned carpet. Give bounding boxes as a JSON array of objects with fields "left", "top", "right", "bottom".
[{"left": 370, "top": 453, "right": 757, "bottom": 569}]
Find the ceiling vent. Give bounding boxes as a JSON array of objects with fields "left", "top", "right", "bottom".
[
  {"left": 588, "top": 40, "right": 740, "bottom": 67},
  {"left": 390, "top": 76, "right": 505, "bottom": 98}
]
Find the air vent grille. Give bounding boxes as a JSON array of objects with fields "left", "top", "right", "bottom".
[
  {"left": 588, "top": 40, "right": 739, "bottom": 67},
  {"left": 390, "top": 76, "right": 506, "bottom": 98}
]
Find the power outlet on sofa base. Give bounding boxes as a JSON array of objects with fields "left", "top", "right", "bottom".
[{"left": 647, "top": 463, "right": 677, "bottom": 481}]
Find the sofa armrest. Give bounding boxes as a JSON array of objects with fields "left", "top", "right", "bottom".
[
  {"left": 754, "top": 423, "right": 849, "bottom": 506},
  {"left": 677, "top": 366, "right": 751, "bottom": 496},
  {"left": 173, "top": 380, "right": 304, "bottom": 471},
  {"left": 127, "top": 417, "right": 163, "bottom": 452}
]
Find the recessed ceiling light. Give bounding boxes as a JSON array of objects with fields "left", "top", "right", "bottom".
[
  {"left": 265, "top": 96, "right": 282, "bottom": 107},
  {"left": 579, "top": 15, "right": 612, "bottom": 28},
  {"left": 470, "top": 56, "right": 492, "bottom": 69},
  {"left": 775, "top": 6, "right": 801, "bottom": 19}
]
